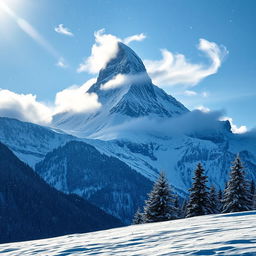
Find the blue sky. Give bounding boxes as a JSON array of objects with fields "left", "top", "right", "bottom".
[{"left": 0, "top": 0, "right": 255, "bottom": 130}]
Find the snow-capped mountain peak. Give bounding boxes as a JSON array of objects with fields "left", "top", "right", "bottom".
[
  {"left": 90, "top": 42, "right": 148, "bottom": 88},
  {"left": 53, "top": 42, "right": 188, "bottom": 138}
]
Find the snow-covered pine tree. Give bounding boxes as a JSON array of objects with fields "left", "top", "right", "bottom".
[
  {"left": 186, "top": 163, "right": 212, "bottom": 218},
  {"left": 174, "top": 195, "right": 182, "bottom": 219},
  {"left": 218, "top": 189, "right": 223, "bottom": 212},
  {"left": 132, "top": 208, "right": 144, "bottom": 224},
  {"left": 250, "top": 180, "right": 256, "bottom": 210},
  {"left": 250, "top": 180, "right": 255, "bottom": 196},
  {"left": 209, "top": 185, "right": 219, "bottom": 213},
  {"left": 144, "top": 172, "right": 177, "bottom": 223},
  {"left": 253, "top": 193, "right": 256, "bottom": 210},
  {"left": 181, "top": 199, "right": 188, "bottom": 218},
  {"left": 222, "top": 155, "right": 252, "bottom": 213}
]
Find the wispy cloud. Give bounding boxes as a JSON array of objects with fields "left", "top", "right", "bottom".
[
  {"left": 183, "top": 90, "right": 209, "bottom": 97},
  {"left": 184, "top": 90, "right": 197, "bottom": 96},
  {"left": 54, "top": 24, "right": 74, "bottom": 37},
  {"left": 77, "top": 29, "right": 120, "bottom": 74},
  {"left": 144, "top": 39, "right": 228, "bottom": 87},
  {"left": 56, "top": 58, "right": 68, "bottom": 68},
  {"left": 123, "top": 33, "right": 146, "bottom": 45},
  {"left": 195, "top": 105, "right": 211, "bottom": 113},
  {"left": 77, "top": 29, "right": 147, "bottom": 74},
  {"left": 100, "top": 73, "right": 149, "bottom": 91}
]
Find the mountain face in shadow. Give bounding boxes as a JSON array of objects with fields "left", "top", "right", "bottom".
[{"left": 0, "top": 142, "right": 122, "bottom": 244}]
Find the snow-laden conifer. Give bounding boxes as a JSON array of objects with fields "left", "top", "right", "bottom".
[
  {"left": 144, "top": 172, "right": 177, "bottom": 223},
  {"left": 222, "top": 155, "right": 252, "bottom": 213},
  {"left": 186, "top": 163, "right": 212, "bottom": 217}
]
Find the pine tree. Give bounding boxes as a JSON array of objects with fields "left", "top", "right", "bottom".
[
  {"left": 222, "top": 155, "right": 252, "bottom": 213},
  {"left": 250, "top": 180, "right": 255, "bottom": 196},
  {"left": 186, "top": 163, "right": 212, "bottom": 218},
  {"left": 209, "top": 185, "right": 219, "bottom": 213},
  {"left": 144, "top": 172, "right": 177, "bottom": 223},
  {"left": 250, "top": 180, "right": 256, "bottom": 210},
  {"left": 218, "top": 189, "right": 223, "bottom": 212},
  {"left": 174, "top": 195, "right": 182, "bottom": 218},
  {"left": 181, "top": 199, "right": 188, "bottom": 218},
  {"left": 132, "top": 208, "right": 144, "bottom": 224}
]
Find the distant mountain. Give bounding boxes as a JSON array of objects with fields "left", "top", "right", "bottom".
[
  {"left": 35, "top": 141, "right": 153, "bottom": 224},
  {"left": 0, "top": 117, "right": 76, "bottom": 167},
  {"left": 0, "top": 142, "right": 122, "bottom": 244}
]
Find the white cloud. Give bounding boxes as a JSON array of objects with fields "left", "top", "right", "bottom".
[
  {"left": 195, "top": 105, "right": 211, "bottom": 113},
  {"left": 144, "top": 39, "right": 228, "bottom": 87},
  {"left": 0, "top": 78, "right": 100, "bottom": 125},
  {"left": 123, "top": 33, "right": 146, "bottom": 45},
  {"left": 100, "top": 73, "right": 150, "bottom": 91},
  {"left": 56, "top": 58, "right": 68, "bottom": 68},
  {"left": 184, "top": 90, "right": 197, "bottom": 96},
  {"left": 220, "top": 116, "right": 247, "bottom": 134},
  {"left": 202, "top": 91, "right": 209, "bottom": 98},
  {"left": 0, "top": 89, "right": 52, "bottom": 125},
  {"left": 100, "top": 74, "right": 127, "bottom": 90},
  {"left": 77, "top": 29, "right": 120, "bottom": 74},
  {"left": 54, "top": 24, "right": 73, "bottom": 36},
  {"left": 183, "top": 90, "right": 209, "bottom": 97},
  {"left": 77, "top": 29, "right": 147, "bottom": 74},
  {"left": 54, "top": 78, "right": 101, "bottom": 114}
]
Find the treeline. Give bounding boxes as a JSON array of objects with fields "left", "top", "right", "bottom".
[{"left": 133, "top": 155, "right": 256, "bottom": 224}]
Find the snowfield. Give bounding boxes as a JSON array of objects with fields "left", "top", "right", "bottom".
[{"left": 1, "top": 211, "right": 256, "bottom": 255}]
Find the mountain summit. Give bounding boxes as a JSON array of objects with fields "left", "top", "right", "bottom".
[{"left": 53, "top": 42, "right": 188, "bottom": 138}]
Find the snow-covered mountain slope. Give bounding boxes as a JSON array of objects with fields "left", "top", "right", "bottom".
[
  {"left": 35, "top": 141, "right": 152, "bottom": 223},
  {"left": 52, "top": 42, "right": 188, "bottom": 138},
  {"left": 85, "top": 133, "right": 256, "bottom": 194},
  {"left": 2, "top": 211, "right": 256, "bottom": 255},
  {"left": 0, "top": 117, "right": 76, "bottom": 167}
]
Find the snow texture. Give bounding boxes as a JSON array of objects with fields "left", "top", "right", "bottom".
[{"left": 1, "top": 211, "right": 256, "bottom": 255}]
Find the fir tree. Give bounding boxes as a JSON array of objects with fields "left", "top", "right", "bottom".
[
  {"left": 144, "top": 172, "right": 177, "bottom": 223},
  {"left": 218, "top": 189, "right": 223, "bottom": 212},
  {"left": 250, "top": 180, "right": 255, "bottom": 196},
  {"left": 181, "top": 199, "right": 188, "bottom": 218},
  {"left": 250, "top": 180, "right": 256, "bottom": 210},
  {"left": 209, "top": 185, "right": 219, "bottom": 213},
  {"left": 222, "top": 155, "right": 252, "bottom": 213},
  {"left": 174, "top": 195, "right": 182, "bottom": 218},
  {"left": 132, "top": 208, "right": 144, "bottom": 224},
  {"left": 186, "top": 163, "right": 212, "bottom": 218}
]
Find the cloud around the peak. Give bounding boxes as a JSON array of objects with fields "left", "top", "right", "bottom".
[
  {"left": 123, "top": 33, "right": 146, "bottom": 45},
  {"left": 77, "top": 29, "right": 120, "bottom": 74},
  {"left": 55, "top": 24, "right": 74, "bottom": 36},
  {"left": 77, "top": 29, "right": 147, "bottom": 74},
  {"left": 100, "top": 73, "right": 149, "bottom": 91},
  {"left": 54, "top": 78, "right": 101, "bottom": 114},
  {"left": 144, "top": 39, "right": 228, "bottom": 87}
]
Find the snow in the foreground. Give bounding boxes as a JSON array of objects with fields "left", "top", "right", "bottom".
[{"left": 1, "top": 211, "right": 256, "bottom": 255}]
